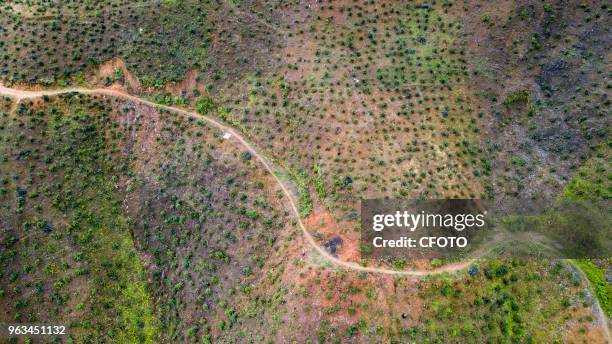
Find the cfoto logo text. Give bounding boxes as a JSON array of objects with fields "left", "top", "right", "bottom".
[{"left": 372, "top": 236, "right": 468, "bottom": 248}]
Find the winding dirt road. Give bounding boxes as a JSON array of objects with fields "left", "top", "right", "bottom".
[
  {"left": 1, "top": 84, "right": 609, "bottom": 341},
  {"left": 0, "top": 83, "right": 475, "bottom": 276}
]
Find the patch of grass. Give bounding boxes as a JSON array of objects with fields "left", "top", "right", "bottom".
[
  {"left": 562, "top": 143, "right": 610, "bottom": 200},
  {"left": 196, "top": 96, "right": 215, "bottom": 115},
  {"left": 285, "top": 165, "right": 313, "bottom": 217},
  {"left": 414, "top": 260, "right": 584, "bottom": 342},
  {"left": 573, "top": 259, "right": 611, "bottom": 317},
  {"left": 503, "top": 90, "right": 530, "bottom": 106}
]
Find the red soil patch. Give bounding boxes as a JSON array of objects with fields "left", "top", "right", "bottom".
[
  {"left": 95, "top": 57, "right": 142, "bottom": 93},
  {"left": 304, "top": 206, "right": 363, "bottom": 262}
]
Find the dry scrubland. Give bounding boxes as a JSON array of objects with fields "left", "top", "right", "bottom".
[{"left": 0, "top": 0, "right": 610, "bottom": 343}]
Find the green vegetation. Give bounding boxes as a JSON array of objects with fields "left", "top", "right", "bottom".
[
  {"left": 0, "top": 96, "right": 158, "bottom": 342},
  {"left": 196, "top": 96, "right": 215, "bottom": 115},
  {"left": 503, "top": 90, "right": 530, "bottom": 106},
  {"left": 285, "top": 165, "right": 314, "bottom": 217},
  {"left": 563, "top": 143, "right": 611, "bottom": 200},
  {"left": 415, "top": 260, "right": 588, "bottom": 342},
  {"left": 573, "top": 259, "right": 612, "bottom": 317},
  {"left": 151, "top": 93, "right": 187, "bottom": 107}
]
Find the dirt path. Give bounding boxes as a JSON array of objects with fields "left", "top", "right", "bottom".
[
  {"left": 0, "top": 84, "right": 604, "bottom": 273},
  {"left": 2, "top": 84, "right": 609, "bottom": 341},
  {"left": 0, "top": 83, "right": 478, "bottom": 276}
]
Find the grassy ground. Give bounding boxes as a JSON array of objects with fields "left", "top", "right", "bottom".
[
  {"left": 416, "top": 260, "right": 592, "bottom": 342},
  {"left": 573, "top": 259, "right": 611, "bottom": 317}
]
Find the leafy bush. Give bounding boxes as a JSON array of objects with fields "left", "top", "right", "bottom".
[{"left": 196, "top": 96, "right": 215, "bottom": 115}]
